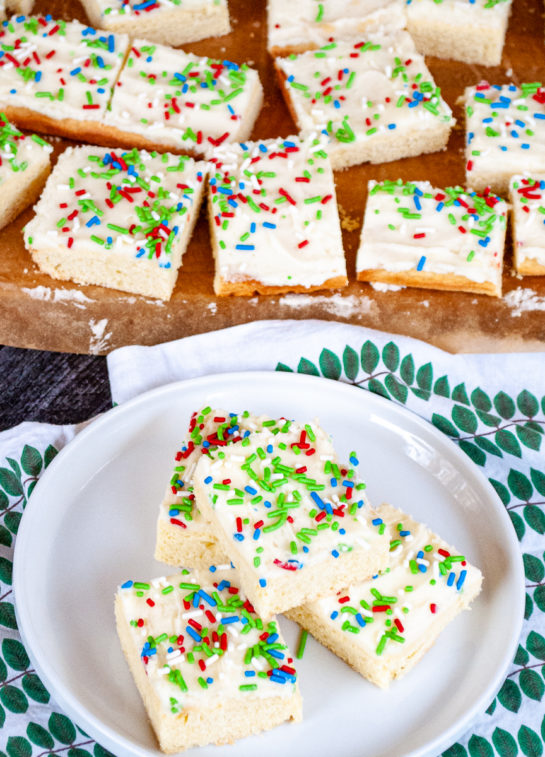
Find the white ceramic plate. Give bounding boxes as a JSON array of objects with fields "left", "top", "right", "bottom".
[{"left": 14, "top": 372, "right": 524, "bottom": 757}]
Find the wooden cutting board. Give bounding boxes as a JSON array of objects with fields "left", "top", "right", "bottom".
[{"left": 1, "top": 0, "right": 545, "bottom": 355}]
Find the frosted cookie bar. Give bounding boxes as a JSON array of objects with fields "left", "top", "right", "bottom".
[
  {"left": 509, "top": 175, "right": 545, "bottom": 275},
  {"left": 81, "top": 0, "right": 230, "bottom": 47},
  {"left": 356, "top": 179, "right": 507, "bottom": 297},
  {"left": 157, "top": 407, "right": 294, "bottom": 568},
  {"left": 0, "top": 16, "right": 129, "bottom": 144},
  {"left": 267, "top": 0, "right": 405, "bottom": 57},
  {"left": 287, "top": 503, "right": 483, "bottom": 688},
  {"left": 0, "top": 114, "right": 52, "bottom": 230},
  {"left": 465, "top": 82, "right": 545, "bottom": 194},
  {"left": 208, "top": 135, "right": 347, "bottom": 296},
  {"left": 103, "top": 42, "right": 263, "bottom": 156},
  {"left": 24, "top": 146, "right": 207, "bottom": 300},
  {"left": 406, "top": 0, "right": 512, "bottom": 66},
  {"left": 193, "top": 421, "right": 389, "bottom": 619},
  {"left": 116, "top": 567, "right": 302, "bottom": 753},
  {"left": 275, "top": 32, "right": 454, "bottom": 171}
]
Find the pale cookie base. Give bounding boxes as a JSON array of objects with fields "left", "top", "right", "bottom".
[
  {"left": 154, "top": 516, "right": 226, "bottom": 568},
  {"left": 0, "top": 160, "right": 50, "bottom": 232},
  {"left": 214, "top": 274, "right": 348, "bottom": 296},
  {"left": 275, "top": 65, "right": 453, "bottom": 170},
  {"left": 286, "top": 594, "right": 473, "bottom": 688},
  {"left": 515, "top": 257, "right": 545, "bottom": 276},
  {"left": 357, "top": 268, "right": 501, "bottom": 297},
  {"left": 194, "top": 477, "right": 389, "bottom": 619},
  {"left": 115, "top": 596, "right": 302, "bottom": 753},
  {"left": 407, "top": 18, "right": 508, "bottom": 66},
  {"left": 465, "top": 166, "right": 512, "bottom": 196},
  {"left": 6, "top": 0, "right": 34, "bottom": 12},
  {"left": 80, "top": 2, "right": 230, "bottom": 47}
]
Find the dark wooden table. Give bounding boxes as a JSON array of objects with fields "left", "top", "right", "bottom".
[{"left": 0, "top": 347, "right": 111, "bottom": 430}]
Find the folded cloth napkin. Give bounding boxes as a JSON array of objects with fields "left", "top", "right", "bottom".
[{"left": 1, "top": 320, "right": 543, "bottom": 757}]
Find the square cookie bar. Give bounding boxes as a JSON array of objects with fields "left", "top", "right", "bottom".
[
  {"left": 287, "top": 503, "right": 483, "bottom": 688},
  {"left": 267, "top": 0, "right": 405, "bottom": 57},
  {"left": 0, "top": 114, "right": 52, "bottom": 230},
  {"left": 103, "top": 41, "right": 263, "bottom": 156},
  {"left": 193, "top": 420, "right": 389, "bottom": 619},
  {"left": 208, "top": 135, "right": 347, "bottom": 295},
  {"left": 80, "top": 0, "right": 230, "bottom": 47},
  {"left": 24, "top": 145, "right": 207, "bottom": 300},
  {"left": 509, "top": 175, "right": 545, "bottom": 275},
  {"left": 116, "top": 567, "right": 302, "bottom": 753},
  {"left": 465, "top": 82, "right": 545, "bottom": 194},
  {"left": 157, "top": 407, "right": 293, "bottom": 568},
  {"left": 275, "top": 32, "right": 454, "bottom": 170},
  {"left": 0, "top": 16, "right": 129, "bottom": 143},
  {"left": 356, "top": 179, "right": 507, "bottom": 297},
  {"left": 406, "top": 0, "right": 512, "bottom": 66}
]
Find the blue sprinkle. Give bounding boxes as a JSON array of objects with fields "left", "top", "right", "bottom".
[
  {"left": 253, "top": 529, "right": 261, "bottom": 540},
  {"left": 447, "top": 572, "right": 455, "bottom": 587},
  {"left": 236, "top": 244, "right": 255, "bottom": 250},
  {"left": 206, "top": 677, "right": 213, "bottom": 685},
  {"left": 168, "top": 509, "right": 180, "bottom": 517},
  {"left": 268, "top": 649, "right": 284, "bottom": 660},
  {"left": 121, "top": 580, "right": 133, "bottom": 589},
  {"left": 221, "top": 615, "right": 240, "bottom": 624},
  {"left": 355, "top": 613, "right": 366, "bottom": 627},
  {"left": 342, "top": 480, "right": 354, "bottom": 488},
  {"left": 349, "top": 455, "right": 359, "bottom": 465},
  {"left": 186, "top": 626, "right": 201, "bottom": 642},
  {"left": 209, "top": 565, "right": 216, "bottom": 572},
  {"left": 456, "top": 570, "right": 467, "bottom": 590},
  {"left": 266, "top": 444, "right": 273, "bottom": 453},
  {"left": 416, "top": 255, "right": 426, "bottom": 271},
  {"left": 330, "top": 478, "right": 337, "bottom": 487},
  {"left": 332, "top": 549, "right": 339, "bottom": 558},
  {"left": 330, "top": 610, "right": 339, "bottom": 619},
  {"left": 245, "top": 670, "right": 256, "bottom": 677},
  {"left": 388, "top": 123, "right": 396, "bottom": 129},
  {"left": 198, "top": 590, "right": 216, "bottom": 606},
  {"left": 259, "top": 578, "right": 267, "bottom": 587},
  {"left": 244, "top": 486, "right": 257, "bottom": 495},
  {"left": 234, "top": 533, "right": 245, "bottom": 541},
  {"left": 372, "top": 518, "right": 383, "bottom": 526},
  {"left": 204, "top": 476, "right": 213, "bottom": 484}
]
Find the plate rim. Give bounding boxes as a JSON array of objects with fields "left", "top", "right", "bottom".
[{"left": 13, "top": 370, "right": 525, "bottom": 757}]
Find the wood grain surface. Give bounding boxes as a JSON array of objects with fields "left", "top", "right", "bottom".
[{"left": 1, "top": 0, "right": 545, "bottom": 355}]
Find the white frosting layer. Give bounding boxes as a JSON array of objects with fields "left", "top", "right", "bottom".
[
  {"left": 268, "top": 0, "right": 405, "bottom": 52},
  {"left": 105, "top": 40, "right": 261, "bottom": 152},
  {"left": 276, "top": 32, "right": 453, "bottom": 150},
  {"left": 0, "top": 16, "right": 129, "bottom": 122},
  {"left": 0, "top": 116, "right": 51, "bottom": 185},
  {"left": 406, "top": 0, "right": 511, "bottom": 28},
  {"left": 117, "top": 567, "right": 298, "bottom": 715},
  {"left": 357, "top": 179, "right": 507, "bottom": 287},
  {"left": 510, "top": 174, "right": 545, "bottom": 268},
  {"left": 89, "top": 0, "right": 227, "bottom": 19},
  {"left": 25, "top": 145, "right": 207, "bottom": 269},
  {"left": 466, "top": 83, "right": 545, "bottom": 181},
  {"left": 209, "top": 135, "right": 346, "bottom": 288},
  {"left": 194, "top": 420, "right": 387, "bottom": 581},
  {"left": 300, "top": 503, "right": 482, "bottom": 665}
]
